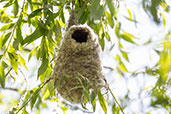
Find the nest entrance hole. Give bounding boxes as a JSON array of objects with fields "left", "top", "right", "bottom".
[{"left": 72, "top": 29, "right": 88, "bottom": 43}]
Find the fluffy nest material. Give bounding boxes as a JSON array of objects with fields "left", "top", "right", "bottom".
[{"left": 53, "top": 25, "right": 105, "bottom": 104}]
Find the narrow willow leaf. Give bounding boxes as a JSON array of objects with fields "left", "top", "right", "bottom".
[
  {"left": 78, "top": 8, "right": 89, "bottom": 24},
  {"left": 28, "top": 47, "right": 38, "bottom": 61},
  {"left": 61, "top": 107, "right": 69, "bottom": 114},
  {"left": 0, "top": 55, "right": 2, "bottom": 60},
  {"left": 8, "top": 52, "right": 18, "bottom": 74},
  {"left": 120, "top": 31, "right": 136, "bottom": 44},
  {"left": 13, "top": 0, "right": 19, "bottom": 17},
  {"left": 121, "top": 50, "right": 129, "bottom": 62},
  {"left": 60, "top": 9, "right": 65, "bottom": 23},
  {"left": 100, "top": 33, "right": 105, "bottom": 51},
  {"left": 58, "top": 20, "right": 66, "bottom": 28},
  {"left": 0, "top": 32, "right": 11, "bottom": 49},
  {"left": 16, "top": 26, "right": 23, "bottom": 44},
  {"left": 43, "top": 90, "right": 50, "bottom": 101},
  {"left": 115, "top": 55, "right": 128, "bottom": 72},
  {"left": 20, "top": 91, "right": 31, "bottom": 109},
  {"left": 90, "top": 91, "right": 96, "bottom": 112},
  {"left": 119, "top": 61, "right": 128, "bottom": 72},
  {"left": 112, "top": 103, "right": 116, "bottom": 114},
  {"left": 30, "top": 93, "right": 38, "bottom": 110},
  {"left": 0, "top": 23, "right": 15, "bottom": 31},
  {"left": 0, "top": 10, "right": 12, "bottom": 23},
  {"left": 83, "top": 89, "right": 90, "bottom": 104},
  {"left": 23, "top": 1, "right": 28, "bottom": 13},
  {"left": 124, "top": 16, "right": 138, "bottom": 23},
  {"left": 23, "top": 28, "right": 42, "bottom": 45},
  {"left": 13, "top": 38, "right": 19, "bottom": 50},
  {"left": 105, "top": 32, "right": 111, "bottom": 41},
  {"left": 161, "top": 13, "right": 166, "bottom": 28},
  {"left": 3, "top": 0, "right": 13, "bottom": 7},
  {"left": 18, "top": 54, "right": 27, "bottom": 70},
  {"left": 98, "top": 91, "right": 107, "bottom": 114},
  {"left": 28, "top": 8, "right": 42, "bottom": 18},
  {"left": 127, "top": 8, "right": 132, "bottom": 20},
  {"left": 16, "top": 16, "right": 23, "bottom": 44},
  {"left": 107, "top": 0, "right": 115, "bottom": 16},
  {"left": 8, "top": 46, "right": 18, "bottom": 74},
  {"left": 0, "top": 61, "right": 7, "bottom": 88},
  {"left": 106, "top": 12, "right": 114, "bottom": 28},
  {"left": 90, "top": 0, "right": 104, "bottom": 20},
  {"left": 37, "top": 58, "right": 48, "bottom": 79},
  {"left": 115, "top": 22, "right": 120, "bottom": 38}
]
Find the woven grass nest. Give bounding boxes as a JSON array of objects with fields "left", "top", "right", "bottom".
[{"left": 53, "top": 25, "right": 106, "bottom": 104}]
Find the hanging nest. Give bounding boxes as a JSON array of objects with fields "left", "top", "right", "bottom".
[{"left": 53, "top": 25, "right": 106, "bottom": 104}]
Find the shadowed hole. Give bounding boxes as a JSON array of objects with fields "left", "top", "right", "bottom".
[{"left": 72, "top": 29, "right": 88, "bottom": 43}]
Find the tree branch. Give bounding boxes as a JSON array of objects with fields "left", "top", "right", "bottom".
[{"left": 0, "top": 87, "right": 19, "bottom": 92}]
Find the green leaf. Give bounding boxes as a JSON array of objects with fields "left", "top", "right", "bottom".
[
  {"left": 13, "top": 38, "right": 19, "bottom": 50},
  {"left": 8, "top": 46, "right": 18, "bottom": 74},
  {"left": 90, "top": 91, "right": 96, "bottom": 112},
  {"left": 121, "top": 50, "right": 129, "bottom": 62},
  {"left": 0, "top": 32, "right": 11, "bottom": 49},
  {"left": 8, "top": 53, "right": 18, "bottom": 74},
  {"left": 0, "top": 61, "right": 7, "bottom": 88},
  {"left": 98, "top": 91, "right": 107, "bottom": 114},
  {"left": 100, "top": 33, "right": 105, "bottom": 51},
  {"left": 3, "top": 0, "right": 13, "bottom": 7},
  {"left": 28, "top": 47, "right": 38, "bottom": 61},
  {"left": 61, "top": 107, "right": 69, "bottom": 114},
  {"left": 23, "top": 28, "right": 42, "bottom": 45},
  {"left": 78, "top": 8, "right": 89, "bottom": 24},
  {"left": 115, "top": 22, "right": 120, "bottom": 38},
  {"left": 18, "top": 54, "right": 27, "bottom": 70},
  {"left": 83, "top": 89, "right": 90, "bottom": 104},
  {"left": 105, "top": 32, "right": 111, "bottom": 41},
  {"left": 28, "top": 8, "right": 42, "bottom": 18},
  {"left": 112, "top": 103, "right": 116, "bottom": 114},
  {"left": 60, "top": 9, "right": 65, "bottom": 23},
  {"left": 107, "top": 0, "right": 115, "bottom": 16},
  {"left": 90, "top": 0, "right": 104, "bottom": 20},
  {"left": 13, "top": 0, "right": 19, "bottom": 17},
  {"left": 0, "top": 54, "right": 2, "bottom": 60},
  {"left": 50, "top": 79, "right": 61, "bottom": 94},
  {"left": 16, "top": 16, "right": 23, "bottom": 44},
  {"left": 106, "top": 12, "right": 114, "bottom": 28},
  {"left": 127, "top": 8, "right": 132, "bottom": 20},
  {"left": 43, "top": 90, "right": 50, "bottom": 100},
  {"left": 0, "top": 10, "right": 12, "bottom": 23},
  {"left": 23, "top": 1, "right": 28, "bottom": 13},
  {"left": 21, "top": 91, "right": 31, "bottom": 108},
  {"left": 115, "top": 55, "right": 128, "bottom": 72},
  {"left": 16, "top": 26, "right": 23, "bottom": 44},
  {"left": 120, "top": 31, "right": 136, "bottom": 44},
  {"left": 161, "top": 13, "right": 166, "bottom": 28},
  {"left": 30, "top": 92, "right": 38, "bottom": 110},
  {"left": 37, "top": 58, "right": 48, "bottom": 79},
  {"left": 0, "top": 23, "right": 15, "bottom": 31}
]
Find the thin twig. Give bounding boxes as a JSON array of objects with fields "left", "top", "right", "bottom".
[
  {"left": 5, "top": 68, "right": 13, "bottom": 77},
  {"left": 108, "top": 87, "right": 125, "bottom": 114},
  {"left": 3, "top": 0, "right": 26, "bottom": 57},
  {"left": 103, "top": 78, "right": 125, "bottom": 114},
  {"left": 103, "top": 66, "right": 115, "bottom": 70},
  {"left": 0, "top": 87, "right": 19, "bottom": 92},
  {"left": 16, "top": 77, "right": 53, "bottom": 114}
]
